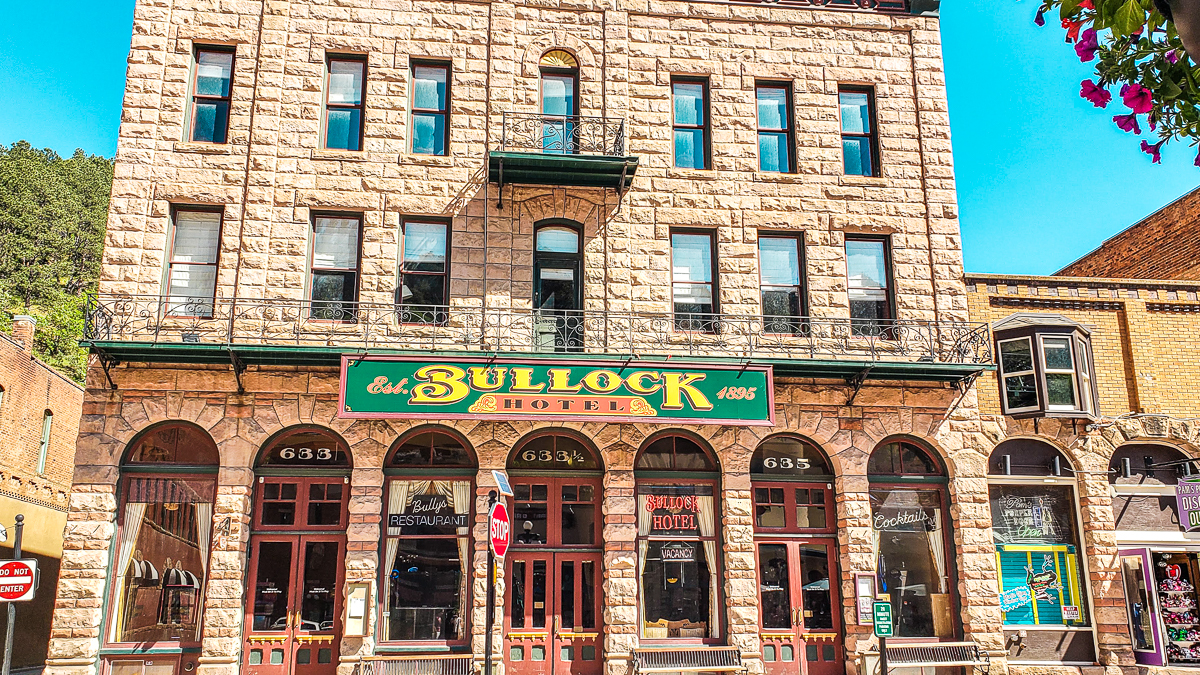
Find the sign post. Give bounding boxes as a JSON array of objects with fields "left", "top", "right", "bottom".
[
  {"left": 2, "top": 515, "right": 26, "bottom": 675},
  {"left": 873, "top": 600, "right": 893, "bottom": 675},
  {"left": 484, "top": 496, "right": 511, "bottom": 675}
]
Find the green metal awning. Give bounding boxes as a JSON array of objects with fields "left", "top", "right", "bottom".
[
  {"left": 87, "top": 341, "right": 990, "bottom": 386},
  {"left": 488, "top": 151, "right": 638, "bottom": 189}
]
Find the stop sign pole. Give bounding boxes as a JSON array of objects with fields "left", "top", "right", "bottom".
[
  {"left": 484, "top": 493, "right": 500, "bottom": 675},
  {"left": 2, "top": 514, "right": 25, "bottom": 675}
]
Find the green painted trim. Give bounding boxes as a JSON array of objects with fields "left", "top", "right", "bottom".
[
  {"left": 99, "top": 647, "right": 202, "bottom": 656},
  {"left": 382, "top": 468, "right": 478, "bottom": 477},
  {"left": 488, "top": 151, "right": 639, "bottom": 189},
  {"left": 254, "top": 467, "right": 351, "bottom": 477},
  {"left": 86, "top": 341, "right": 991, "bottom": 383}
]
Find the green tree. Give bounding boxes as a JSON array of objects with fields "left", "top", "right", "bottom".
[{"left": 0, "top": 141, "right": 113, "bottom": 381}]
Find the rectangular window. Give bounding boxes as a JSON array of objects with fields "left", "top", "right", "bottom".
[
  {"left": 410, "top": 62, "right": 449, "bottom": 155},
  {"left": 382, "top": 479, "right": 471, "bottom": 642},
  {"left": 37, "top": 411, "right": 51, "bottom": 475},
  {"left": 756, "top": 82, "right": 792, "bottom": 173},
  {"left": 998, "top": 337, "right": 1038, "bottom": 413},
  {"left": 325, "top": 56, "right": 366, "bottom": 151},
  {"left": 1076, "top": 336, "right": 1094, "bottom": 414},
  {"left": 845, "top": 236, "right": 893, "bottom": 334},
  {"left": 166, "top": 208, "right": 222, "bottom": 317},
  {"left": 759, "top": 234, "right": 804, "bottom": 333},
  {"left": 671, "top": 230, "right": 717, "bottom": 331},
  {"left": 638, "top": 484, "right": 718, "bottom": 639},
  {"left": 839, "top": 86, "right": 878, "bottom": 177},
  {"left": 190, "top": 47, "right": 233, "bottom": 143},
  {"left": 1041, "top": 335, "right": 1079, "bottom": 410},
  {"left": 672, "top": 79, "right": 708, "bottom": 170},
  {"left": 310, "top": 215, "right": 361, "bottom": 320},
  {"left": 398, "top": 219, "right": 449, "bottom": 323}
]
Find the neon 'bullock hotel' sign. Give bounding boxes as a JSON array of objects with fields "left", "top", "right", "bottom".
[{"left": 339, "top": 356, "right": 774, "bottom": 425}]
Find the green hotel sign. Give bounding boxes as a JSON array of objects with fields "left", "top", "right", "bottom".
[{"left": 339, "top": 357, "right": 774, "bottom": 426}]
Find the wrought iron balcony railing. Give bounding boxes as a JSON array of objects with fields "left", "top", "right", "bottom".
[
  {"left": 85, "top": 294, "right": 992, "bottom": 365},
  {"left": 499, "top": 113, "right": 627, "bottom": 157}
]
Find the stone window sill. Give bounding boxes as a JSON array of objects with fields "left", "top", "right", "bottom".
[
  {"left": 311, "top": 148, "right": 370, "bottom": 162},
  {"left": 838, "top": 175, "right": 890, "bottom": 187},
  {"left": 174, "top": 141, "right": 234, "bottom": 155},
  {"left": 402, "top": 153, "right": 457, "bottom": 166}
]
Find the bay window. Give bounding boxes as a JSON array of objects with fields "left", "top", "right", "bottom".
[{"left": 993, "top": 313, "right": 1099, "bottom": 418}]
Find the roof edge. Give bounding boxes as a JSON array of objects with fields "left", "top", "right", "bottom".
[{"left": 965, "top": 272, "right": 1200, "bottom": 290}]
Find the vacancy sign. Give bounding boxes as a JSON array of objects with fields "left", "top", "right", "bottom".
[
  {"left": 489, "top": 502, "right": 511, "bottom": 559},
  {"left": 0, "top": 559, "right": 37, "bottom": 602}
]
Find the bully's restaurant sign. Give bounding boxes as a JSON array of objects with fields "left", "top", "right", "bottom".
[{"left": 340, "top": 357, "right": 773, "bottom": 425}]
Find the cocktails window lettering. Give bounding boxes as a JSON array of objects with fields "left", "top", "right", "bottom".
[{"left": 872, "top": 508, "right": 938, "bottom": 532}]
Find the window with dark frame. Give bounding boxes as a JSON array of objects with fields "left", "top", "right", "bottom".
[
  {"left": 994, "top": 322, "right": 1099, "bottom": 418},
  {"left": 839, "top": 86, "right": 879, "bottom": 177},
  {"left": 398, "top": 219, "right": 449, "bottom": 324},
  {"left": 672, "top": 78, "right": 709, "bottom": 170},
  {"left": 309, "top": 214, "right": 361, "bottom": 320},
  {"left": 844, "top": 236, "right": 893, "bottom": 335},
  {"left": 756, "top": 82, "right": 793, "bottom": 173},
  {"left": 759, "top": 234, "right": 805, "bottom": 333},
  {"left": 325, "top": 56, "right": 366, "bottom": 151},
  {"left": 166, "top": 207, "right": 222, "bottom": 318},
  {"left": 190, "top": 47, "right": 234, "bottom": 143},
  {"left": 671, "top": 229, "right": 717, "bottom": 332},
  {"left": 410, "top": 61, "right": 449, "bottom": 156}
]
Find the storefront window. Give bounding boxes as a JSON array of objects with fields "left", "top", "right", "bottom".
[
  {"left": 110, "top": 423, "right": 218, "bottom": 644},
  {"left": 636, "top": 434, "right": 720, "bottom": 640},
  {"left": 382, "top": 429, "right": 475, "bottom": 643},
  {"left": 988, "top": 440, "right": 1089, "bottom": 632},
  {"left": 868, "top": 440, "right": 955, "bottom": 639}
]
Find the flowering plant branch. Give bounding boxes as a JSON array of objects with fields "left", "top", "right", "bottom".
[{"left": 1035, "top": 0, "right": 1200, "bottom": 164}]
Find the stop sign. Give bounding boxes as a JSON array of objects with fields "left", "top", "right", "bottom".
[
  {"left": 489, "top": 502, "right": 511, "bottom": 559},
  {"left": 0, "top": 559, "right": 37, "bottom": 602}
]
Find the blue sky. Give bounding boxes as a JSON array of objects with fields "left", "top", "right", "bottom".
[{"left": 0, "top": 1, "right": 1196, "bottom": 275}]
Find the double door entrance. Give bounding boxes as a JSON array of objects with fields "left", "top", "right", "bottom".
[
  {"left": 757, "top": 540, "right": 843, "bottom": 675},
  {"left": 506, "top": 552, "right": 603, "bottom": 675},
  {"left": 244, "top": 534, "right": 344, "bottom": 675}
]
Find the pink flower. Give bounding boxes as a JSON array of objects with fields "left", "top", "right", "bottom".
[
  {"left": 1075, "top": 29, "right": 1100, "bottom": 61},
  {"left": 1168, "top": 49, "right": 1181, "bottom": 65},
  {"left": 1121, "top": 83, "right": 1154, "bottom": 114},
  {"left": 1142, "top": 139, "right": 1165, "bottom": 164},
  {"left": 1114, "top": 113, "right": 1142, "bottom": 134},
  {"left": 1194, "top": 148, "right": 1200, "bottom": 168},
  {"left": 1080, "top": 80, "right": 1111, "bottom": 107},
  {"left": 1080, "top": 0, "right": 1094, "bottom": 8},
  {"left": 1035, "top": 9, "right": 1046, "bottom": 26}
]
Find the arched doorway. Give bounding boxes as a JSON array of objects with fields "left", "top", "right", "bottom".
[
  {"left": 105, "top": 422, "right": 219, "bottom": 675},
  {"left": 1111, "top": 443, "right": 1200, "bottom": 667},
  {"left": 867, "top": 439, "right": 957, "bottom": 640},
  {"left": 244, "top": 427, "right": 351, "bottom": 675},
  {"left": 987, "top": 439, "right": 1094, "bottom": 664},
  {"left": 380, "top": 427, "right": 477, "bottom": 646},
  {"left": 504, "top": 431, "right": 603, "bottom": 675},
  {"left": 750, "top": 435, "right": 842, "bottom": 675},
  {"left": 533, "top": 221, "right": 583, "bottom": 352},
  {"left": 634, "top": 433, "right": 721, "bottom": 642}
]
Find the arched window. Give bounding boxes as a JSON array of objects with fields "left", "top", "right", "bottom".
[
  {"left": 987, "top": 440, "right": 1092, "bottom": 652},
  {"left": 539, "top": 50, "right": 579, "bottom": 154},
  {"left": 635, "top": 434, "right": 720, "bottom": 641},
  {"left": 867, "top": 440, "right": 955, "bottom": 639},
  {"left": 750, "top": 436, "right": 841, "bottom": 671},
  {"left": 381, "top": 428, "right": 477, "bottom": 644},
  {"left": 37, "top": 410, "right": 52, "bottom": 475},
  {"left": 109, "top": 422, "right": 218, "bottom": 646}
]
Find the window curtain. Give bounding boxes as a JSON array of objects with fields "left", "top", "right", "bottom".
[
  {"left": 697, "top": 495, "right": 719, "bottom": 638},
  {"left": 450, "top": 480, "right": 471, "bottom": 639},
  {"left": 111, "top": 502, "right": 148, "bottom": 641},
  {"left": 926, "top": 522, "right": 947, "bottom": 594},
  {"left": 637, "top": 493, "right": 651, "bottom": 576},
  {"left": 193, "top": 502, "right": 213, "bottom": 640},
  {"left": 383, "top": 481, "right": 407, "bottom": 642}
]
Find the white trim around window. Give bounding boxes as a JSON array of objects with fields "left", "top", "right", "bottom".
[{"left": 998, "top": 336, "right": 1039, "bottom": 414}]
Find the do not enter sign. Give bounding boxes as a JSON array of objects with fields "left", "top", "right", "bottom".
[
  {"left": 0, "top": 559, "right": 37, "bottom": 602},
  {"left": 489, "top": 502, "right": 511, "bottom": 559}
]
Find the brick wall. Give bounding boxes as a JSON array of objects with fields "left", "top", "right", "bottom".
[
  {"left": 1056, "top": 186, "right": 1200, "bottom": 280},
  {"left": 966, "top": 273, "right": 1200, "bottom": 418},
  {"left": 0, "top": 330, "right": 84, "bottom": 510}
]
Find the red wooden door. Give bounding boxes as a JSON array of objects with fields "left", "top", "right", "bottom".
[
  {"left": 758, "top": 540, "right": 842, "bottom": 675},
  {"left": 506, "top": 552, "right": 602, "bottom": 675}
]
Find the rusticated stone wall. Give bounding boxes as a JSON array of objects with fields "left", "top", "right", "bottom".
[{"left": 46, "top": 362, "right": 1001, "bottom": 675}]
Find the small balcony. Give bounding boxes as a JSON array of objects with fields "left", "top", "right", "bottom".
[
  {"left": 84, "top": 294, "right": 992, "bottom": 382},
  {"left": 488, "top": 113, "right": 638, "bottom": 190}
]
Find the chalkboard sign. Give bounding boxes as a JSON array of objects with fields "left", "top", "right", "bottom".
[{"left": 989, "top": 485, "right": 1079, "bottom": 546}]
